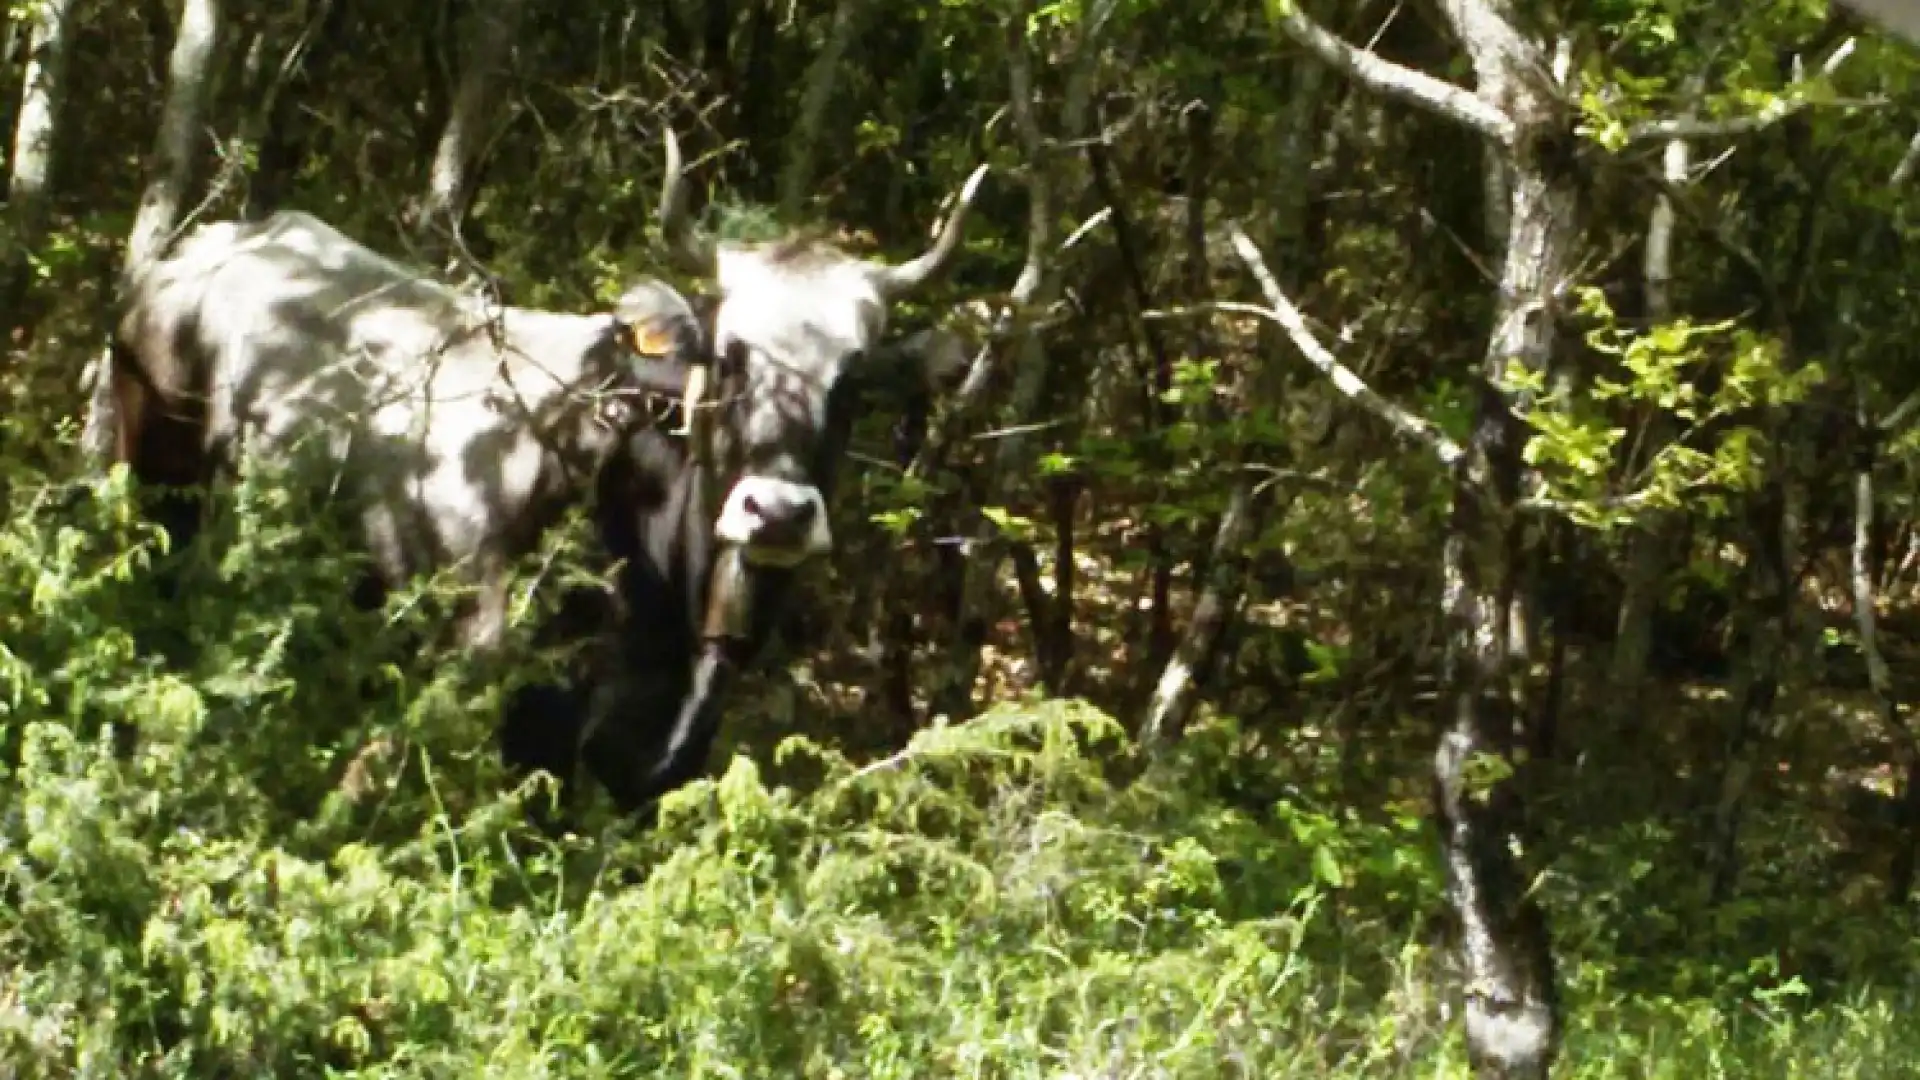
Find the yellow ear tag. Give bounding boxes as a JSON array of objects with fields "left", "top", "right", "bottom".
[{"left": 630, "top": 322, "right": 675, "bottom": 358}]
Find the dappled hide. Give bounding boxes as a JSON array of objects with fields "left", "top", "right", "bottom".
[
  {"left": 109, "top": 209, "right": 705, "bottom": 648},
  {"left": 109, "top": 129, "right": 991, "bottom": 819}
]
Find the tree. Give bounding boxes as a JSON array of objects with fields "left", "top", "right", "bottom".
[
  {"left": 5, "top": 0, "right": 78, "bottom": 331},
  {"left": 80, "top": 0, "right": 226, "bottom": 463}
]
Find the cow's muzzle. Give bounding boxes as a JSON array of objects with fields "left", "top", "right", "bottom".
[{"left": 713, "top": 477, "right": 832, "bottom": 567}]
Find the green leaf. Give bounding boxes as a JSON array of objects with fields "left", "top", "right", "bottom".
[{"left": 1312, "top": 844, "right": 1345, "bottom": 890}]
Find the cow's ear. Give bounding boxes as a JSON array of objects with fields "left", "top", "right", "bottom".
[
  {"left": 892, "top": 300, "right": 993, "bottom": 393},
  {"left": 891, "top": 326, "right": 972, "bottom": 393},
  {"left": 611, "top": 278, "right": 703, "bottom": 361},
  {"left": 627, "top": 318, "right": 679, "bottom": 359}
]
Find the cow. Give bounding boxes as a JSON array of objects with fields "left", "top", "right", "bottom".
[
  {"left": 107, "top": 129, "right": 989, "bottom": 819},
  {"left": 108, "top": 208, "right": 708, "bottom": 653},
  {"left": 501, "top": 130, "right": 990, "bottom": 816}
]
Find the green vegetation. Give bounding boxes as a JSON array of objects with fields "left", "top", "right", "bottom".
[
  {"left": 6, "top": 0, "right": 1920, "bottom": 1075},
  {"left": 0, "top": 454, "right": 1912, "bottom": 1076}
]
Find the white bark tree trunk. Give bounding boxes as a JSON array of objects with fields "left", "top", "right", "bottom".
[
  {"left": 1276, "top": 3, "right": 1573, "bottom": 1073},
  {"left": 80, "top": 0, "right": 225, "bottom": 462},
  {"left": 9, "top": 0, "right": 76, "bottom": 234},
  {"left": 6, "top": 0, "right": 78, "bottom": 323},
  {"left": 418, "top": 0, "right": 524, "bottom": 261},
  {"left": 1608, "top": 82, "right": 1698, "bottom": 735}
]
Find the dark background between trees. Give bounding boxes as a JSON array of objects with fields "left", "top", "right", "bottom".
[{"left": 2, "top": 0, "right": 1920, "bottom": 1076}]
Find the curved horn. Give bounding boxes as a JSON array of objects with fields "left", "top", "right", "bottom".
[
  {"left": 868, "top": 163, "right": 990, "bottom": 301},
  {"left": 680, "top": 359, "right": 712, "bottom": 449},
  {"left": 659, "top": 127, "right": 719, "bottom": 278}
]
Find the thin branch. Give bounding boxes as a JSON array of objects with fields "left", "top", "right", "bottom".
[
  {"left": 1880, "top": 387, "right": 1920, "bottom": 432},
  {"left": 1891, "top": 126, "right": 1920, "bottom": 186},
  {"left": 1627, "top": 37, "right": 1858, "bottom": 143},
  {"left": 1272, "top": 2, "right": 1516, "bottom": 147},
  {"left": 1516, "top": 487, "right": 1661, "bottom": 517},
  {"left": 1059, "top": 206, "right": 1111, "bottom": 252},
  {"left": 1227, "top": 224, "right": 1470, "bottom": 472}
]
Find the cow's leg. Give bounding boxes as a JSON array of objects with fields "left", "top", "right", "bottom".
[
  {"left": 438, "top": 546, "right": 513, "bottom": 655},
  {"left": 499, "top": 680, "right": 588, "bottom": 831},
  {"left": 110, "top": 354, "right": 208, "bottom": 757},
  {"left": 581, "top": 645, "right": 733, "bottom": 824}
]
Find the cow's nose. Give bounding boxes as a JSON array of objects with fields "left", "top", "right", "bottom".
[
  {"left": 746, "top": 490, "right": 816, "bottom": 530},
  {"left": 775, "top": 495, "right": 817, "bottom": 530},
  {"left": 714, "top": 477, "right": 833, "bottom": 562}
]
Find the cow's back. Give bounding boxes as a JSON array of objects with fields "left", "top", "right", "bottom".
[
  {"left": 121, "top": 213, "right": 469, "bottom": 427},
  {"left": 116, "top": 210, "right": 645, "bottom": 585}
]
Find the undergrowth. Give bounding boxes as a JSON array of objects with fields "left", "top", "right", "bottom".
[{"left": 0, "top": 453, "right": 1915, "bottom": 1078}]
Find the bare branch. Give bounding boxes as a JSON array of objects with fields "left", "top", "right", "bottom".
[
  {"left": 1879, "top": 387, "right": 1920, "bottom": 432},
  {"left": 1226, "top": 224, "right": 1470, "bottom": 472},
  {"left": 1627, "top": 38, "right": 1858, "bottom": 143},
  {"left": 1271, "top": 2, "right": 1516, "bottom": 146},
  {"left": 1891, "top": 126, "right": 1920, "bottom": 186}
]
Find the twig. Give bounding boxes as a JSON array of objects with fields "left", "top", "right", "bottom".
[{"left": 1880, "top": 387, "right": 1920, "bottom": 432}]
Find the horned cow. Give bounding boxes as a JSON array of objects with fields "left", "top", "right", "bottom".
[{"left": 106, "top": 130, "right": 990, "bottom": 818}]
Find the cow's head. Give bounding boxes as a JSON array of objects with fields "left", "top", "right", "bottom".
[
  {"left": 656, "top": 128, "right": 988, "bottom": 569},
  {"left": 596, "top": 277, "right": 708, "bottom": 413}
]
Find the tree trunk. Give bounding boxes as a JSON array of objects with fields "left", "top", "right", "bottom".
[
  {"left": 1433, "top": 171, "right": 1569, "bottom": 1080},
  {"left": 1848, "top": 385, "right": 1916, "bottom": 900},
  {"left": 1425, "top": 3, "right": 1576, "bottom": 1073},
  {"left": 5, "top": 0, "right": 78, "bottom": 335},
  {"left": 778, "top": 0, "right": 863, "bottom": 220},
  {"left": 80, "top": 0, "right": 225, "bottom": 463},
  {"left": 1084, "top": 136, "right": 1179, "bottom": 695},
  {"left": 1264, "top": 9, "right": 1571, "bottom": 1069},
  {"left": 1140, "top": 63, "right": 1323, "bottom": 747},
  {"left": 241, "top": 0, "right": 351, "bottom": 219},
  {"left": 1707, "top": 468, "right": 1796, "bottom": 901},
  {"left": 417, "top": 0, "right": 524, "bottom": 264},
  {"left": 1609, "top": 83, "right": 1698, "bottom": 737},
  {"left": 1142, "top": 480, "right": 1271, "bottom": 747},
  {"left": 927, "top": 0, "right": 1106, "bottom": 721},
  {"left": 1829, "top": 130, "right": 1920, "bottom": 902}
]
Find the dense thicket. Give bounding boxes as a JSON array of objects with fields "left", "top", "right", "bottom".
[{"left": 4, "top": 0, "right": 1920, "bottom": 1076}]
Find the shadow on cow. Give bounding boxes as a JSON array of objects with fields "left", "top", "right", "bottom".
[{"left": 105, "top": 129, "right": 990, "bottom": 827}]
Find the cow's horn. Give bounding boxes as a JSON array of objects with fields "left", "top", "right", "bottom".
[
  {"left": 680, "top": 360, "right": 712, "bottom": 445},
  {"left": 659, "top": 128, "right": 719, "bottom": 278},
  {"left": 868, "top": 163, "right": 989, "bottom": 301}
]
